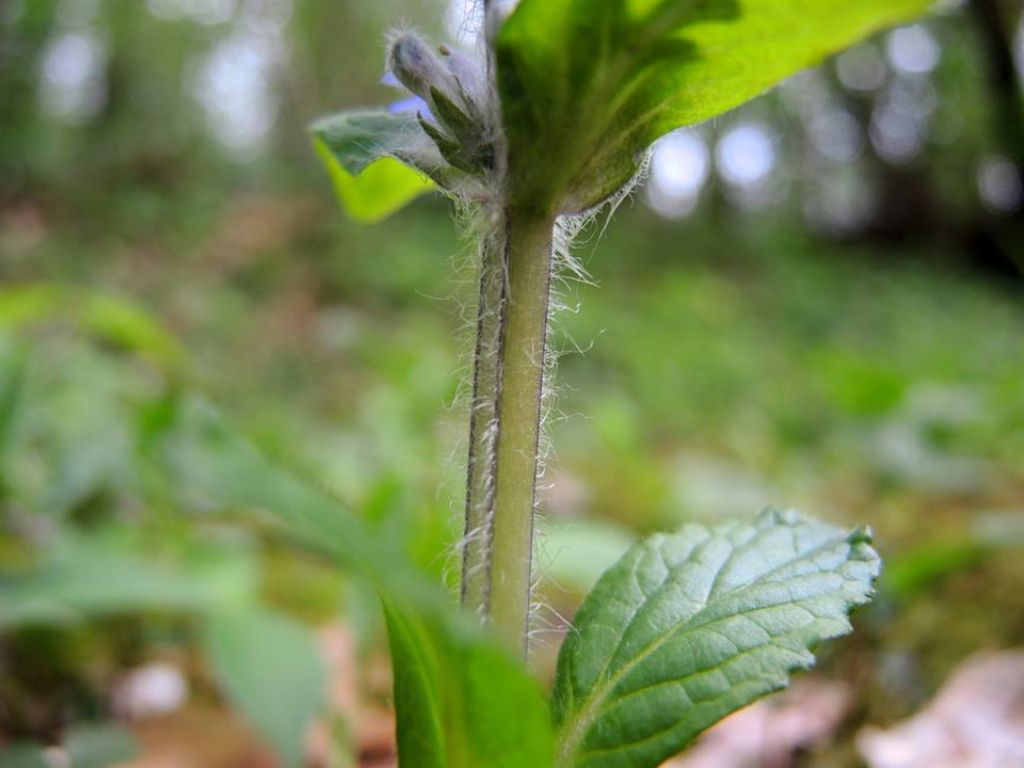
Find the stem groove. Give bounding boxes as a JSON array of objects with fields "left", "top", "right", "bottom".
[{"left": 461, "top": 208, "right": 555, "bottom": 657}]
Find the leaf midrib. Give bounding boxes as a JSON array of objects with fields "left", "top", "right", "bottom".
[
  {"left": 575, "top": 629, "right": 819, "bottom": 762},
  {"left": 553, "top": 532, "right": 856, "bottom": 765}
]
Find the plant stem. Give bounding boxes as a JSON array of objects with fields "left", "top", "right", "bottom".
[
  {"left": 461, "top": 226, "right": 505, "bottom": 616},
  {"left": 460, "top": 204, "right": 554, "bottom": 656},
  {"left": 487, "top": 209, "right": 554, "bottom": 656}
]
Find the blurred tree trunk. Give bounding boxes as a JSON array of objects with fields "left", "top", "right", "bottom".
[
  {"left": 969, "top": 0, "right": 1024, "bottom": 174},
  {"left": 0, "top": 0, "right": 59, "bottom": 201},
  {"left": 968, "top": 0, "right": 1024, "bottom": 273}
]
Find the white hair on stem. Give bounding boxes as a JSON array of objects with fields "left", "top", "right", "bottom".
[{"left": 389, "top": 8, "right": 652, "bottom": 641}]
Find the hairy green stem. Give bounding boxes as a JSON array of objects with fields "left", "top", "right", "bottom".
[
  {"left": 461, "top": 226, "right": 505, "bottom": 616},
  {"left": 461, "top": 207, "right": 555, "bottom": 655},
  {"left": 487, "top": 210, "right": 554, "bottom": 656}
]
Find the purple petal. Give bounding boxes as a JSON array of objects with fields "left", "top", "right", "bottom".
[{"left": 388, "top": 96, "right": 433, "bottom": 122}]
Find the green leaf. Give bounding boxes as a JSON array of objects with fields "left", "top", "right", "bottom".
[
  {"left": 0, "top": 745, "right": 48, "bottom": 768},
  {"left": 204, "top": 604, "right": 325, "bottom": 768},
  {"left": 0, "top": 340, "right": 28, "bottom": 460},
  {"left": 0, "top": 284, "right": 183, "bottom": 373},
  {"left": 551, "top": 508, "right": 880, "bottom": 768},
  {"left": 173, "top": 403, "right": 554, "bottom": 768},
  {"left": 0, "top": 725, "right": 139, "bottom": 768},
  {"left": 312, "top": 110, "right": 436, "bottom": 223},
  {"left": 311, "top": 110, "right": 427, "bottom": 175},
  {"left": 0, "top": 539, "right": 230, "bottom": 629},
  {"left": 383, "top": 599, "right": 555, "bottom": 768},
  {"left": 497, "top": 0, "right": 931, "bottom": 212},
  {"left": 382, "top": 602, "right": 447, "bottom": 768},
  {"left": 0, "top": 284, "right": 64, "bottom": 329},
  {"left": 80, "top": 293, "right": 184, "bottom": 372},
  {"left": 62, "top": 724, "right": 139, "bottom": 768}
]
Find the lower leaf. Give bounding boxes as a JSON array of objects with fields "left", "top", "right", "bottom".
[
  {"left": 174, "top": 403, "right": 554, "bottom": 768},
  {"left": 203, "top": 605, "right": 325, "bottom": 768},
  {"left": 551, "top": 508, "right": 880, "bottom": 768}
]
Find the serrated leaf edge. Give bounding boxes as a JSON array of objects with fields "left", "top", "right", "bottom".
[{"left": 553, "top": 510, "right": 879, "bottom": 767}]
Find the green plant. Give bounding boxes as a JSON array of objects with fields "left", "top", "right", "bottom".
[
  {"left": 0, "top": 1, "right": 943, "bottom": 766},
  {"left": 309, "top": 0, "right": 931, "bottom": 765},
  {"left": 0, "top": 292, "right": 326, "bottom": 767}
]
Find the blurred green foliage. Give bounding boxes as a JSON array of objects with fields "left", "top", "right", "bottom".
[{"left": 1, "top": 0, "right": 1023, "bottom": 765}]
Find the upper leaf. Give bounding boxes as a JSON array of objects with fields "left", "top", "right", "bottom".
[
  {"left": 551, "top": 508, "right": 880, "bottom": 768},
  {"left": 312, "top": 110, "right": 425, "bottom": 176},
  {"left": 312, "top": 110, "right": 436, "bottom": 223},
  {"left": 496, "top": 0, "right": 932, "bottom": 213}
]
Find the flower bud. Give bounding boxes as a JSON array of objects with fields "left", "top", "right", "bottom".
[
  {"left": 388, "top": 32, "right": 494, "bottom": 175},
  {"left": 388, "top": 33, "right": 458, "bottom": 103}
]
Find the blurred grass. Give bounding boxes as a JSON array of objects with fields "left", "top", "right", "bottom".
[{"left": 3, "top": 190, "right": 1023, "bottom": 714}]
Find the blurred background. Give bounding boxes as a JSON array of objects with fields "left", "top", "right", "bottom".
[{"left": 1, "top": 0, "right": 1023, "bottom": 766}]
